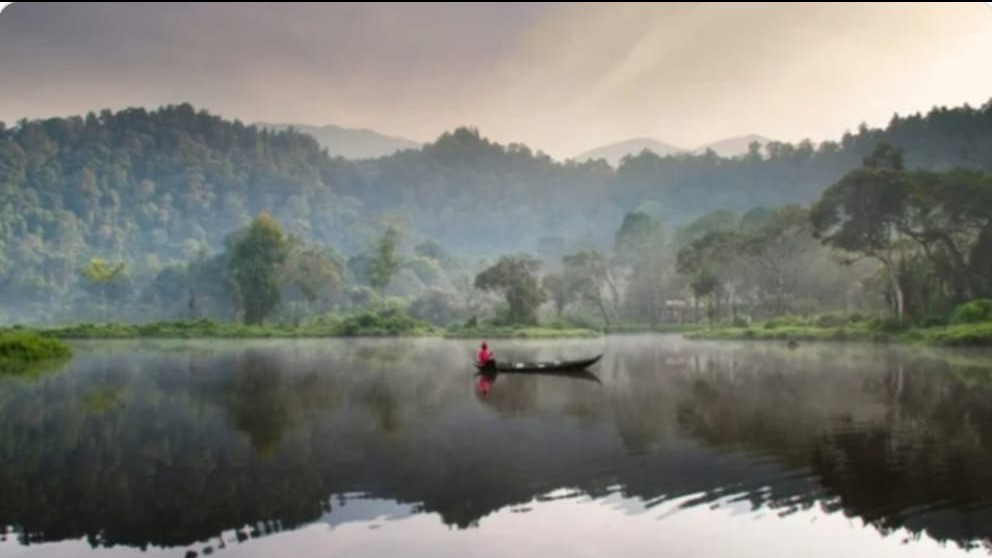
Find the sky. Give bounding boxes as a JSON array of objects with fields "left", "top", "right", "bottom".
[{"left": 1, "top": 2, "right": 992, "bottom": 158}]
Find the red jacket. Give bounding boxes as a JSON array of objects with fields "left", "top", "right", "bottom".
[{"left": 477, "top": 347, "right": 492, "bottom": 364}]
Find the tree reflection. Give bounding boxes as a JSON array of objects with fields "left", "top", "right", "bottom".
[{"left": 1, "top": 340, "right": 992, "bottom": 553}]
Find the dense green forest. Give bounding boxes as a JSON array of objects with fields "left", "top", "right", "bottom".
[{"left": 2, "top": 100, "right": 992, "bottom": 325}]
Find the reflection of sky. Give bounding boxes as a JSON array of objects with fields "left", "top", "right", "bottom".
[
  {"left": 0, "top": 490, "right": 973, "bottom": 558},
  {"left": 4, "top": 338, "right": 992, "bottom": 556},
  {"left": 319, "top": 493, "right": 418, "bottom": 527}
]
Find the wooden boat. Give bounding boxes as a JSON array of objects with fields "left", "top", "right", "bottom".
[{"left": 474, "top": 354, "right": 602, "bottom": 373}]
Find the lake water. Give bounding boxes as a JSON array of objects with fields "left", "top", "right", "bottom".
[{"left": 2, "top": 335, "right": 992, "bottom": 558}]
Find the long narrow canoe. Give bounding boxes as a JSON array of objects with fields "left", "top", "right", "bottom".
[{"left": 474, "top": 354, "right": 602, "bottom": 373}]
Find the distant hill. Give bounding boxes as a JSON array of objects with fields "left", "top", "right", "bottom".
[
  {"left": 694, "top": 134, "right": 772, "bottom": 157},
  {"left": 575, "top": 138, "right": 683, "bottom": 166},
  {"left": 577, "top": 134, "right": 772, "bottom": 165},
  {"left": 255, "top": 122, "right": 420, "bottom": 159}
]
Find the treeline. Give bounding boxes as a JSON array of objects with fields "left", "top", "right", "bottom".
[
  {"left": 470, "top": 144, "right": 992, "bottom": 332},
  {"left": 3, "top": 100, "right": 992, "bottom": 321},
  {"left": 92, "top": 214, "right": 477, "bottom": 327}
]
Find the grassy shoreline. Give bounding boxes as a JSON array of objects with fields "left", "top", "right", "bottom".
[
  {"left": 444, "top": 326, "right": 600, "bottom": 339},
  {"left": 7, "top": 315, "right": 990, "bottom": 347},
  {"left": 35, "top": 319, "right": 438, "bottom": 340},
  {"left": 9, "top": 316, "right": 601, "bottom": 340},
  {"left": 686, "top": 322, "right": 992, "bottom": 347},
  {"left": 30, "top": 321, "right": 602, "bottom": 340},
  {"left": 0, "top": 331, "right": 72, "bottom": 374}
]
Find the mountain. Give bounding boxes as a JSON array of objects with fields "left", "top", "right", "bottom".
[
  {"left": 575, "top": 138, "right": 683, "bottom": 166},
  {"left": 579, "top": 134, "right": 774, "bottom": 164},
  {"left": 694, "top": 134, "right": 772, "bottom": 157},
  {"left": 255, "top": 122, "right": 420, "bottom": 159}
]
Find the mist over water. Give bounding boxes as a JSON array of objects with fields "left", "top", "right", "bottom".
[{"left": 2, "top": 335, "right": 992, "bottom": 557}]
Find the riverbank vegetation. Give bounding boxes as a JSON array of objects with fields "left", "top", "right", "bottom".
[
  {"left": 0, "top": 331, "right": 72, "bottom": 373},
  {"left": 2, "top": 101, "right": 992, "bottom": 345},
  {"left": 685, "top": 308, "right": 992, "bottom": 347},
  {"left": 42, "top": 310, "right": 438, "bottom": 339}
]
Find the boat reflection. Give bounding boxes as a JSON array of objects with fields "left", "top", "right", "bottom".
[{"left": 474, "top": 368, "right": 603, "bottom": 397}]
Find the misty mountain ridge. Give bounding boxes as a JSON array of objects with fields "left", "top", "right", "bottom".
[
  {"left": 577, "top": 134, "right": 773, "bottom": 165},
  {"left": 255, "top": 122, "right": 421, "bottom": 159},
  {"left": 575, "top": 138, "right": 683, "bottom": 166},
  {"left": 694, "top": 134, "right": 772, "bottom": 157},
  {"left": 3, "top": 98, "right": 992, "bottom": 320}
]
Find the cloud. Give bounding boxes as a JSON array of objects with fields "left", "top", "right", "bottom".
[{"left": 2, "top": 3, "right": 991, "bottom": 157}]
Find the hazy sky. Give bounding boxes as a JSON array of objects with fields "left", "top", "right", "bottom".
[{"left": 2, "top": 2, "right": 992, "bottom": 157}]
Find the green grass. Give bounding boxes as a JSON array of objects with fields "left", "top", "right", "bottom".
[
  {"left": 28, "top": 314, "right": 989, "bottom": 345},
  {"left": 685, "top": 324, "right": 888, "bottom": 343},
  {"left": 444, "top": 325, "right": 600, "bottom": 339},
  {"left": 16, "top": 314, "right": 605, "bottom": 341},
  {"left": 0, "top": 331, "right": 72, "bottom": 374},
  {"left": 686, "top": 317, "right": 992, "bottom": 347},
  {"left": 602, "top": 323, "right": 705, "bottom": 334},
  {"left": 42, "top": 311, "right": 439, "bottom": 339},
  {"left": 915, "top": 322, "right": 992, "bottom": 347}
]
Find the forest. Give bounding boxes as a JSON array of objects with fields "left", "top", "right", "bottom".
[{"left": 1, "top": 100, "right": 991, "bottom": 339}]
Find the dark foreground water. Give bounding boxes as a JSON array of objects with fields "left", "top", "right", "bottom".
[{"left": 2, "top": 335, "right": 992, "bottom": 558}]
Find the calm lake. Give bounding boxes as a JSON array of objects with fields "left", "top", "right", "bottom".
[{"left": 2, "top": 335, "right": 992, "bottom": 557}]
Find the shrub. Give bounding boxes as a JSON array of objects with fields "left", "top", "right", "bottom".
[
  {"left": 950, "top": 299, "right": 992, "bottom": 325},
  {"left": 0, "top": 332, "right": 72, "bottom": 368}
]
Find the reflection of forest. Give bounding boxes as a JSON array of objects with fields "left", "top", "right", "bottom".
[{"left": 2, "top": 339, "right": 992, "bottom": 552}]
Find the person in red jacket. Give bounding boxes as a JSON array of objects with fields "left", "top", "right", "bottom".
[{"left": 477, "top": 341, "right": 493, "bottom": 367}]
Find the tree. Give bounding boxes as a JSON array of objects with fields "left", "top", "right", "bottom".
[
  {"left": 625, "top": 248, "right": 676, "bottom": 326},
  {"left": 367, "top": 227, "right": 402, "bottom": 304},
  {"left": 79, "top": 258, "right": 126, "bottom": 321},
  {"left": 562, "top": 251, "right": 620, "bottom": 326},
  {"left": 811, "top": 144, "right": 992, "bottom": 321},
  {"left": 474, "top": 256, "right": 545, "bottom": 325},
  {"left": 541, "top": 272, "right": 573, "bottom": 318},
  {"left": 409, "top": 288, "right": 464, "bottom": 326},
  {"left": 615, "top": 212, "right": 672, "bottom": 324},
  {"left": 973, "top": 225, "right": 992, "bottom": 298},
  {"left": 228, "top": 213, "right": 289, "bottom": 325},
  {"left": 747, "top": 206, "right": 818, "bottom": 315},
  {"left": 676, "top": 232, "right": 740, "bottom": 323},
  {"left": 614, "top": 212, "right": 663, "bottom": 265},
  {"left": 281, "top": 236, "right": 341, "bottom": 317},
  {"left": 900, "top": 169, "right": 992, "bottom": 304},
  {"left": 811, "top": 146, "right": 913, "bottom": 320}
]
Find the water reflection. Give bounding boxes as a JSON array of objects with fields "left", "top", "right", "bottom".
[{"left": 1, "top": 337, "right": 991, "bottom": 556}]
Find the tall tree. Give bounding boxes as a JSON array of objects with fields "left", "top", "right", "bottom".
[
  {"left": 475, "top": 256, "right": 545, "bottom": 325},
  {"left": 747, "top": 206, "right": 817, "bottom": 315},
  {"left": 562, "top": 251, "right": 621, "bottom": 326},
  {"left": 367, "top": 227, "right": 402, "bottom": 304},
  {"left": 614, "top": 212, "right": 663, "bottom": 265},
  {"left": 541, "top": 272, "right": 573, "bottom": 318},
  {"left": 810, "top": 145, "right": 912, "bottom": 320},
  {"left": 676, "top": 232, "right": 741, "bottom": 323},
  {"left": 228, "top": 213, "right": 289, "bottom": 325},
  {"left": 281, "top": 237, "right": 341, "bottom": 318}
]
